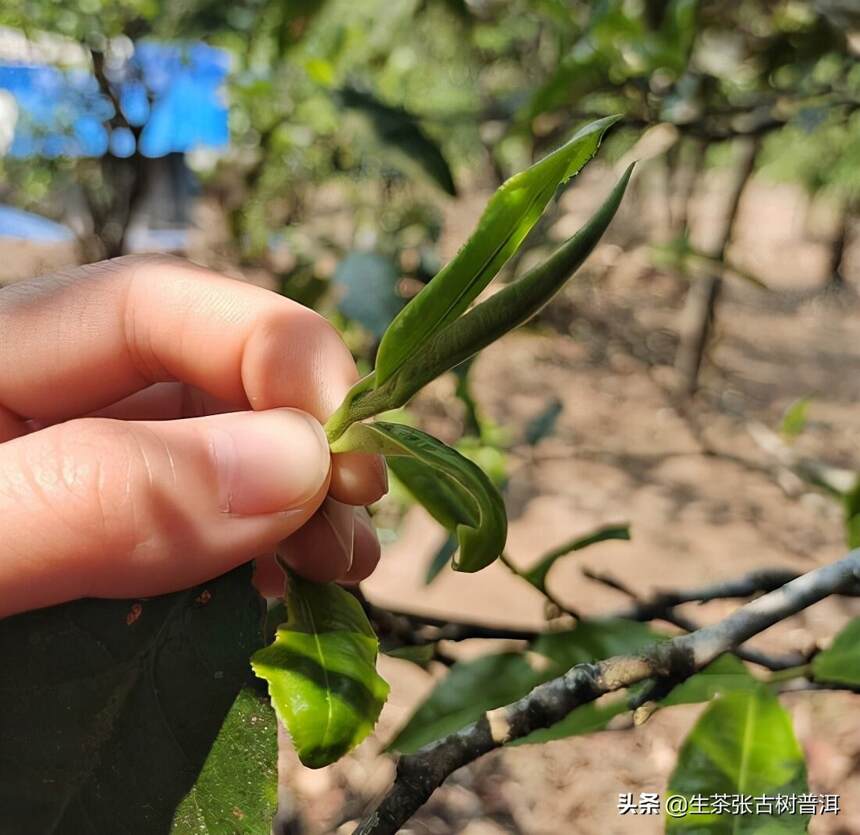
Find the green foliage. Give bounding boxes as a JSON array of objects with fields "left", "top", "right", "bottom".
[
  {"left": 522, "top": 523, "right": 631, "bottom": 593},
  {"left": 661, "top": 654, "right": 757, "bottom": 706},
  {"left": 251, "top": 572, "right": 389, "bottom": 768},
  {"left": 667, "top": 686, "right": 809, "bottom": 833},
  {"left": 842, "top": 482, "right": 860, "bottom": 550},
  {"left": 171, "top": 688, "right": 278, "bottom": 835},
  {"left": 811, "top": 617, "right": 860, "bottom": 686},
  {"left": 332, "top": 251, "right": 404, "bottom": 338},
  {"left": 333, "top": 421, "right": 507, "bottom": 572},
  {"left": 389, "top": 619, "right": 657, "bottom": 753},
  {"left": 0, "top": 565, "right": 268, "bottom": 834}
]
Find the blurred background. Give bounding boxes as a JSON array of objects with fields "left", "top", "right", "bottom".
[{"left": 1, "top": 1, "right": 859, "bottom": 833}]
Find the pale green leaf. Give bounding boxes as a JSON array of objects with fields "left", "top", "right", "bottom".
[
  {"left": 666, "top": 686, "right": 809, "bottom": 833},
  {"left": 374, "top": 116, "right": 620, "bottom": 386},
  {"left": 333, "top": 421, "right": 507, "bottom": 572},
  {"left": 251, "top": 573, "right": 389, "bottom": 769},
  {"left": 780, "top": 397, "right": 811, "bottom": 440},
  {"left": 811, "top": 617, "right": 860, "bottom": 686}
]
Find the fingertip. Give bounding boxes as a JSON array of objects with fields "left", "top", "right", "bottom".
[
  {"left": 253, "top": 554, "right": 287, "bottom": 598},
  {"left": 340, "top": 509, "right": 381, "bottom": 584},
  {"left": 329, "top": 451, "right": 388, "bottom": 506}
]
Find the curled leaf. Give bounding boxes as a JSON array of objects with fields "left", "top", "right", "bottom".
[
  {"left": 251, "top": 573, "right": 389, "bottom": 768},
  {"left": 374, "top": 116, "right": 621, "bottom": 386},
  {"left": 332, "top": 421, "right": 507, "bottom": 572}
]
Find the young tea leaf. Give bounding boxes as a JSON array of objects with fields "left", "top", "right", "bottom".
[
  {"left": 780, "top": 396, "right": 811, "bottom": 440},
  {"left": 374, "top": 116, "right": 621, "bottom": 386},
  {"left": 365, "top": 163, "right": 634, "bottom": 421},
  {"left": 811, "top": 617, "right": 860, "bottom": 686},
  {"left": 666, "top": 686, "right": 809, "bottom": 833},
  {"left": 332, "top": 421, "right": 507, "bottom": 572},
  {"left": 251, "top": 573, "right": 390, "bottom": 769}
]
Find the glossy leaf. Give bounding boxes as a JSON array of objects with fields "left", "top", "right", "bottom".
[
  {"left": 374, "top": 116, "right": 620, "bottom": 386},
  {"left": 171, "top": 688, "right": 278, "bottom": 834},
  {"left": 389, "top": 619, "right": 656, "bottom": 753},
  {"left": 370, "top": 163, "right": 634, "bottom": 417},
  {"left": 666, "top": 686, "right": 809, "bottom": 833},
  {"left": 333, "top": 421, "right": 507, "bottom": 572},
  {"left": 522, "top": 523, "right": 631, "bottom": 592},
  {"left": 251, "top": 572, "right": 389, "bottom": 768},
  {"left": 811, "top": 617, "right": 860, "bottom": 686},
  {"left": 0, "top": 565, "right": 267, "bottom": 834}
]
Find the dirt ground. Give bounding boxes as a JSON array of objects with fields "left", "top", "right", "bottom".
[{"left": 2, "top": 164, "right": 859, "bottom": 834}]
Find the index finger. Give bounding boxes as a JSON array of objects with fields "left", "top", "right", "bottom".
[{"left": 0, "top": 255, "right": 386, "bottom": 505}]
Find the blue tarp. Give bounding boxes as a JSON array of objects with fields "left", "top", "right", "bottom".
[
  {"left": 0, "top": 205, "right": 74, "bottom": 241},
  {"left": 0, "top": 41, "right": 229, "bottom": 159}
]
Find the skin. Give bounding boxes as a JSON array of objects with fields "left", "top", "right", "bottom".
[{"left": 0, "top": 255, "right": 386, "bottom": 618}]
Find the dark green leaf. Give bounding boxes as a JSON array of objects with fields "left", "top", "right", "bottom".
[
  {"left": 384, "top": 644, "right": 436, "bottom": 666},
  {"left": 390, "top": 619, "right": 656, "bottom": 753},
  {"left": 522, "top": 523, "right": 631, "bottom": 592},
  {"left": 333, "top": 421, "right": 507, "bottom": 572},
  {"left": 811, "top": 617, "right": 860, "bottom": 686},
  {"left": 842, "top": 482, "right": 860, "bottom": 549},
  {"left": 171, "top": 688, "right": 278, "bottom": 834},
  {"left": 0, "top": 566, "right": 267, "bottom": 835},
  {"left": 524, "top": 397, "right": 564, "bottom": 446},
  {"left": 338, "top": 86, "right": 457, "bottom": 196},
  {"left": 666, "top": 686, "right": 809, "bottom": 833},
  {"left": 333, "top": 252, "right": 404, "bottom": 338},
  {"left": 424, "top": 534, "right": 458, "bottom": 585},
  {"left": 251, "top": 573, "right": 389, "bottom": 769},
  {"left": 374, "top": 116, "right": 621, "bottom": 386}
]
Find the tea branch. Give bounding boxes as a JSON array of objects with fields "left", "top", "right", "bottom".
[{"left": 353, "top": 549, "right": 860, "bottom": 835}]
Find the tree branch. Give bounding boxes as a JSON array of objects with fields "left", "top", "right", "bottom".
[{"left": 354, "top": 549, "right": 860, "bottom": 835}]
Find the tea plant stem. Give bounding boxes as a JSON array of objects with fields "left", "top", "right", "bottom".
[
  {"left": 354, "top": 549, "right": 860, "bottom": 835},
  {"left": 500, "top": 553, "right": 581, "bottom": 620}
]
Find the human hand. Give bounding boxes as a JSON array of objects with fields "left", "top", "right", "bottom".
[{"left": 0, "top": 255, "right": 387, "bottom": 618}]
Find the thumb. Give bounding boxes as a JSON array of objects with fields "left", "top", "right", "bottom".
[{"left": 0, "top": 408, "right": 331, "bottom": 616}]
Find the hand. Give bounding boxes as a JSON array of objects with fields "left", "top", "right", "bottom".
[{"left": 0, "top": 255, "right": 387, "bottom": 617}]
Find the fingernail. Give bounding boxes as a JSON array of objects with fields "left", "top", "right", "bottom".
[
  {"left": 374, "top": 456, "right": 389, "bottom": 496},
  {"left": 320, "top": 498, "right": 355, "bottom": 572},
  {"left": 209, "top": 408, "right": 330, "bottom": 515}
]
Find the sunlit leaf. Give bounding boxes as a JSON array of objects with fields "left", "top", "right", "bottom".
[
  {"left": 333, "top": 421, "right": 507, "bottom": 572},
  {"left": 666, "top": 686, "right": 809, "bottom": 833},
  {"left": 661, "top": 654, "right": 757, "bottom": 706},
  {"left": 251, "top": 573, "right": 389, "bottom": 768},
  {"left": 780, "top": 397, "right": 811, "bottom": 440},
  {"left": 171, "top": 688, "right": 278, "bottom": 834},
  {"left": 374, "top": 116, "right": 621, "bottom": 386}
]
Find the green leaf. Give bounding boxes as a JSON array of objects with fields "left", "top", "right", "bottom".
[
  {"left": 369, "top": 163, "right": 634, "bottom": 418},
  {"left": 0, "top": 565, "right": 268, "bottom": 834},
  {"left": 666, "top": 686, "right": 809, "bottom": 833},
  {"left": 811, "top": 617, "right": 860, "bottom": 686},
  {"left": 780, "top": 397, "right": 811, "bottom": 440},
  {"left": 389, "top": 619, "right": 656, "bottom": 753},
  {"left": 333, "top": 252, "right": 404, "bottom": 338},
  {"left": 842, "top": 481, "right": 860, "bottom": 549},
  {"left": 524, "top": 397, "right": 564, "bottom": 446},
  {"left": 661, "top": 654, "right": 757, "bottom": 707},
  {"left": 374, "top": 116, "right": 620, "bottom": 386},
  {"left": 338, "top": 86, "right": 457, "bottom": 196},
  {"left": 384, "top": 644, "right": 436, "bottom": 666},
  {"left": 251, "top": 573, "right": 389, "bottom": 768},
  {"left": 333, "top": 421, "right": 507, "bottom": 572},
  {"left": 522, "top": 523, "right": 631, "bottom": 592},
  {"left": 171, "top": 688, "right": 278, "bottom": 834},
  {"left": 424, "top": 533, "right": 458, "bottom": 585}
]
